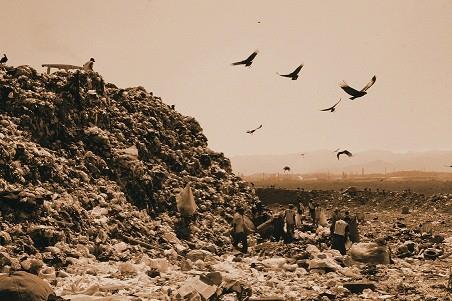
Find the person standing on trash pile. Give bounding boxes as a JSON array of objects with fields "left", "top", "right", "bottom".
[
  {"left": 330, "top": 207, "right": 340, "bottom": 238},
  {"left": 232, "top": 207, "right": 250, "bottom": 253},
  {"left": 83, "top": 58, "right": 95, "bottom": 71},
  {"left": 331, "top": 218, "right": 349, "bottom": 255},
  {"left": 284, "top": 204, "right": 297, "bottom": 242},
  {"left": 272, "top": 205, "right": 285, "bottom": 241},
  {"left": 308, "top": 200, "right": 316, "bottom": 225},
  {"left": 347, "top": 213, "right": 360, "bottom": 243}
]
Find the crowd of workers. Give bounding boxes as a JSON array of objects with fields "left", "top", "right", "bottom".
[{"left": 231, "top": 198, "right": 360, "bottom": 255}]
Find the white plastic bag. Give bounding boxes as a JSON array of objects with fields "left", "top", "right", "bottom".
[{"left": 176, "top": 184, "right": 197, "bottom": 216}]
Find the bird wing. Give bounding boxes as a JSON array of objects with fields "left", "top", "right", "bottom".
[
  {"left": 332, "top": 98, "right": 342, "bottom": 108},
  {"left": 340, "top": 82, "right": 362, "bottom": 97},
  {"left": 320, "top": 99, "right": 341, "bottom": 111},
  {"left": 232, "top": 60, "right": 246, "bottom": 66},
  {"left": 344, "top": 150, "right": 353, "bottom": 157},
  {"left": 256, "top": 124, "right": 263, "bottom": 130},
  {"left": 291, "top": 64, "right": 303, "bottom": 75},
  {"left": 361, "top": 75, "right": 376, "bottom": 92},
  {"left": 245, "top": 51, "right": 259, "bottom": 63},
  {"left": 246, "top": 129, "right": 254, "bottom": 134},
  {"left": 278, "top": 73, "right": 292, "bottom": 78},
  {"left": 320, "top": 107, "right": 332, "bottom": 112},
  {"left": 336, "top": 152, "right": 341, "bottom": 160}
]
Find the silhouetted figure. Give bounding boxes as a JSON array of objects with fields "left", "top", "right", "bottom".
[
  {"left": 320, "top": 99, "right": 342, "bottom": 112},
  {"left": 278, "top": 64, "right": 303, "bottom": 80},
  {"left": 0, "top": 54, "right": 7, "bottom": 64},
  {"left": 272, "top": 206, "right": 285, "bottom": 241},
  {"left": 284, "top": 204, "right": 297, "bottom": 242},
  {"left": 246, "top": 124, "right": 262, "bottom": 134},
  {"left": 283, "top": 166, "right": 291, "bottom": 173},
  {"left": 340, "top": 75, "right": 376, "bottom": 100},
  {"left": 232, "top": 51, "right": 259, "bottom": 67},
  {"left": 232, "top": 207, "right": 250, "bottom": 253},
  {"left": 337, "top": 150, "right": 352, "bottom": 160},
  {"left": 83, "top": 58, "right": 95, "bottom": 71}
]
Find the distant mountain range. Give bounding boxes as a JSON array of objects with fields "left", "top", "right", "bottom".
[{"left": 230, "top": 150, "right": 452, "bottom": 175}]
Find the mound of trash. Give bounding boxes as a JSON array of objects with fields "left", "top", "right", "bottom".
[{"left": 0, "top": 64, "right": 257, "bottom": 269}]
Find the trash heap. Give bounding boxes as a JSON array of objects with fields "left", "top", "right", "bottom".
[{"left": 0, "top": 65, "right": 257, "bottom": 270}]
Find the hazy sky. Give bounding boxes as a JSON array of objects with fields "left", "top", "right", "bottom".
[{"left": 2, "top": 1, "right": 452, "bottom": 156}]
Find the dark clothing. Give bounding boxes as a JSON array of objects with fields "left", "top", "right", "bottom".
[
  {"left": 332, "top": 233, "right": 347, "bottom": 255},
  {"left": 272, "top": 215, "right": 285, "bottom": 241},
  {"left": 348, "top": 216, "right": 360, "bottom": 243},
  {"left": 232, "top": 232, "right": 248, "bottom": 253}
]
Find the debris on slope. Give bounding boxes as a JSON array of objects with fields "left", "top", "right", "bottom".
[{"left": 0, "top": 65, "right": 257, "bottom": 269}]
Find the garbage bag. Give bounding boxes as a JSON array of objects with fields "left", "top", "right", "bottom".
[
  {"left": 244, "top": 215, "right": 255, "bottom": 233},
  {"left": 350, "top": 242, "right": 390, "bottom": 264},
  {"left": 176, "top": 184, "right": 197, "bottom": 216},
  {"left": 0, "top": 271, "right": 54, "bottom": 301}
]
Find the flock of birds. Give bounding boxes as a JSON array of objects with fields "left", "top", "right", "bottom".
[
  {"left": 231, "top": 50, "right": 377, "bottom": 162},
  {"left": 1, "top": 51, "right": 450, "bottom": 168}
]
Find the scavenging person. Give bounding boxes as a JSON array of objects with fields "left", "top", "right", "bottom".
[
  {"left": 272, "top": 205, "right": 285, "bottom": 241},
  {"left": 331, "top": 218, "right": 349, "bottom": 255},
  {"left": 284, "top": 204, "right": 297, "bottom": 242},
  {"left": 232, "top": 207, "right": 251, "bottom": 253}
]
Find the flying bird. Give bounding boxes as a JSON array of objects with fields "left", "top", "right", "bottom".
[
  {"left": 340, "top": 75, "right": 376, "bottom": 100},
  {"left": 232, "top": 51, "right": 259, "bottom": 67},
  {"left": 246, "top": 124, "right": 262, "bottom": 134},
  {"left": 337, "top": 150, "right": 353, "bottom": 160},
  {"left": 320, "top": 99, "right": 342, "bottom": 112},
  {"left": 0, "top": 54, "right": 7, "bottom": 64},
  {"left": 278, "top": 64, "right": 303, "bottom": 80},
  {"left": 445, "top": 165, "right": 452, "bottom": 168},
  {"left": 300, "top": 153, "right": 305, "bottom": 157},
  {"left": 283, "top": 166, "right": 291, "bottom": 173}
]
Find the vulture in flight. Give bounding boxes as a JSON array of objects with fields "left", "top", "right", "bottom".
[
  {"left": 340, "top": 75, "right": 376, "bottom": 100},
  {"left": 320, "top": 99, "right": 342, "bottom": 112},
  {"left": 278, "top": 64, "right": 304, "bottom": 80},
  {"left": 337, "top": 150, "right": 353, "bottom": 160},
  {"left": 232, "top": 51, "right": 259, "bottom": 67},
  {"left": 246, "top": 124, "right": 262, "bottom": 134}
]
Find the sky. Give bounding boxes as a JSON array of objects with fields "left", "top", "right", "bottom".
[{"left": 2, "top": 0, "right": 452, "bottom": 157}]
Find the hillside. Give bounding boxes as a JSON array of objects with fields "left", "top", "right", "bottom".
[{"left": 0, "top": 64, "right": 257, "bottom": 262}]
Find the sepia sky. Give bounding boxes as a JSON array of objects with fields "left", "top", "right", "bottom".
[{"left": 2, "top": 0, "right": 452, "bottom": 156}]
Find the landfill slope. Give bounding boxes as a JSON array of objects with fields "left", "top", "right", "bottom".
[{"left": 0, "top": 65, "right": 257, "bottom": 262}]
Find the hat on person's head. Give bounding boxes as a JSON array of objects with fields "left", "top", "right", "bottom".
[{"left": 289, "top": 204, "right": 294, "bottom": 209}]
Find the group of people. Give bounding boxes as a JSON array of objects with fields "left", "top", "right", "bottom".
[{"left": 231, "top": 199, "right": 360, "bottom": 255}]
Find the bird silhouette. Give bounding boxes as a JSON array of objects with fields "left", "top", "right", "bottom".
[
  {"left": 246, "top": 124, "right": 262, "bottom": 134},
  {"left": 445, "top": 164, "right": 452, "bottom": 168},
  {"left": 320, "top": 99, "right": 342, "bottom": 112},
  {"left": 0, "top": 54, "right": 7, "bottom": 64},
  {"left": 340, "top": 75, "right": 376, "bottom": 100},
  {"left": 283, "top": 166, "right": 291, "bottom": 173},
  {"left": 278, "top": 64, "right": 303, "bottom": 80},
  {"left": 232, "top": 51, "right": 259, "bottom": 67},
  {"left": 337, "top": 150, "right": 353, "bottom": 160}
]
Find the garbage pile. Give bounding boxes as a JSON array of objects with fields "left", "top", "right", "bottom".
[{"left": 0, "top": 65, "right": 257, "bottom": 270}]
